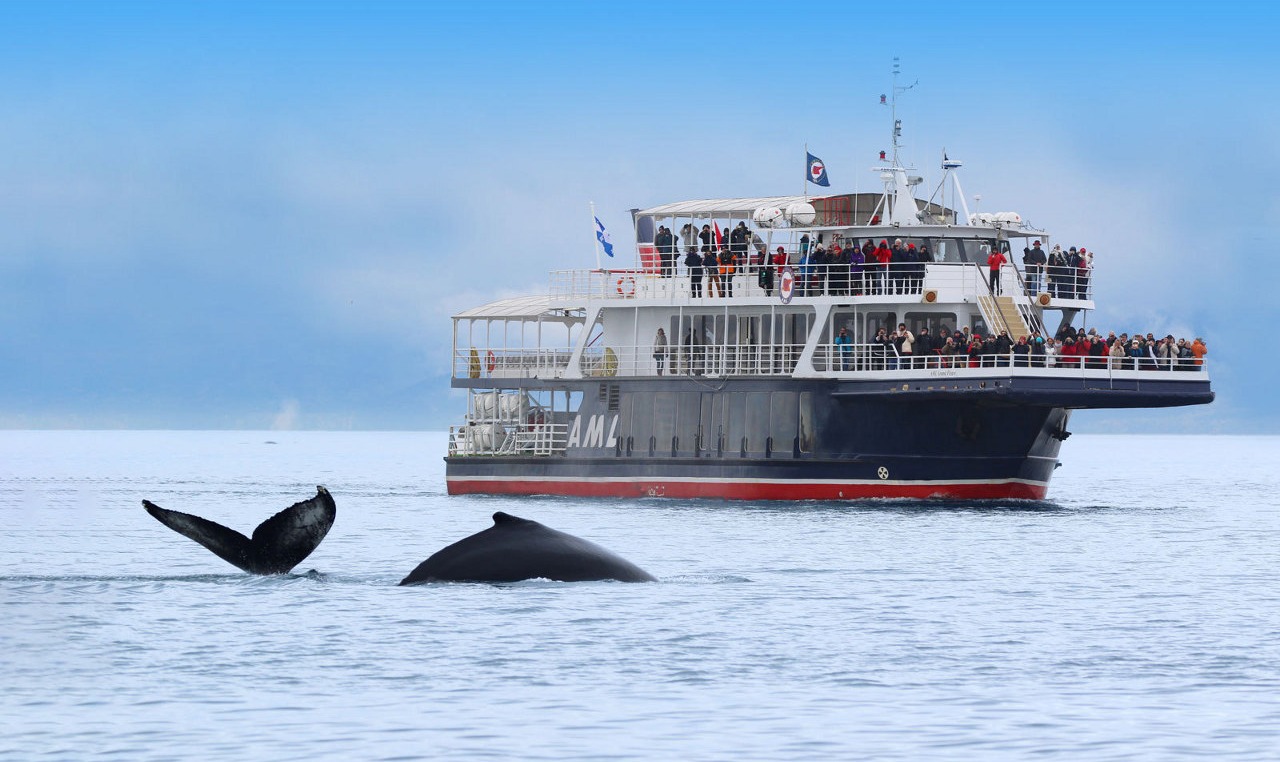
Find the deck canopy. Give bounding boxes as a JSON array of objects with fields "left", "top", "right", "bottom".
[
  {"left": 452, "top": 295, "right": 584, "bottom": 324},
  {"left": 636, "top": 193, "right": 958, "bottom": 228},
  {"left": 637, "top": 195, "right": 830, "bottom": 219}
]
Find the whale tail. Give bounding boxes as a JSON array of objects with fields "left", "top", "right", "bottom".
[{"left": 144, "top": 486, "right": 336, "bottom": 575}]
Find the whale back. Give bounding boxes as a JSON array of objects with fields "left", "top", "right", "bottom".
[{"left": 399, "top": 512, "right": 655, "bottom": 585}]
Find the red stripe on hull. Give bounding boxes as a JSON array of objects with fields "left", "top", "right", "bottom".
[{"left": 447, "top": 478, "right": 1047, "bottom": 501}]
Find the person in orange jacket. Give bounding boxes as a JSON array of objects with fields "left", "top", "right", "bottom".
[{"left": 1191, "top": 337, "right": 1208, "bottom": 367}]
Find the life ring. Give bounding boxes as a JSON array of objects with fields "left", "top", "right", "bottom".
[
  {"left": 615, "top": 276, "right": 636, "bottom": 297},
  {"left": 922, "top": 289, "right": 938, "bottom": 303},
  {"left": 486, "top": 350, "right": 496, "bottom": 373}
]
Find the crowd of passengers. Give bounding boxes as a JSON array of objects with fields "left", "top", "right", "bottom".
[
  {"left": 832, "top": 324, "right": 1208, "bottom": 371},
  {"left": 652, "top": 224, "right": 1094, "bottom": 299}
]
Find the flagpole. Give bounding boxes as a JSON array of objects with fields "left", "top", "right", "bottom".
[
  {"left": 590, "top": 201, "right": 602, "bottom": 271},
  {"left": 803, "top": 142, "right": 808, "bottom": 200}
]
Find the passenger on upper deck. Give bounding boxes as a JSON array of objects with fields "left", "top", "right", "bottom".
[
  {"left": 680, "top": 223, "right": 698, "bottom": 257},
  {"left": 889, "top": 239, "right": 908, "bottom": 295},
  {"left": 655, "top": 226, "right": 676, "bottom": 277},
  {"left": 718, "top": 244, "right": 736, "bottom": 298},
  {"left": 729, "top": 222, "right": 749, "bottom": 264},
  {"left": 1076, "top": 247, "right": 1093, "bottom": 299},
  {"left": 1023, "top": 241, "right": 1046, "bottom": 294},
  {"left": 1192, "top": 338, "right": 1207, "bottom": 366},
  {"left": 1047, "top": 245, "right": 1067, "bottom": 298},
  {"left": 987, "top": 247, "right": 1007, "bottom": 295},
  {"left": 685, "top": 247, "right": 703, "bottom": 298},
  {"left": 703, "top": 244, "right": 721, "bottom": 298},
  {"left": 848, "top": 242, "right": 866, "bottom": 296},
  {"left": 873, "top": 240, "right": 892, "bottom": 295}
]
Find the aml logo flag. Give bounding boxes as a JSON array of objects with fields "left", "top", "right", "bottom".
[{"left": 806, "top": 152, "right": 830, "bottom": 187}]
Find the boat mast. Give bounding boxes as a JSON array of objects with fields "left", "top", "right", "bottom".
[
  {"left": 889, "top": 57, "right": 915, "bottom": 168},
  {"left": 877, "top": 59, "right": 921, "bottom": 227}
]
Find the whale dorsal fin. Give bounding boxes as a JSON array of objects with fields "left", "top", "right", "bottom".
[{"left": 492, "top": 512, "right": 534, "bottom": 526}]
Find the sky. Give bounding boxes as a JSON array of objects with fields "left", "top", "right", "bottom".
[{"left": 0, "top": 1, "right": 1277, "bottom": 431}]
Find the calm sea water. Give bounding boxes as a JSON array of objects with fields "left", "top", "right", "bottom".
[{"left": 1, "top": 431, "right": 1277, "bottom": 761}]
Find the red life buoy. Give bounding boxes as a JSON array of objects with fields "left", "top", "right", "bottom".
[
  {"left": 615, "top": 276, "right": 636, "bottom": 297},
  {"left": 486, "top": 350, "right": 496, "bottom": 373}
]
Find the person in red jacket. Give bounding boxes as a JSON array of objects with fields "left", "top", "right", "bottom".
[
  {"left": 874, "top": 240, "right": 893, "bottom": 295},
  {"left": 1060, "top": 336, "right": 1080, "bottom": 367},
  {"left": 987, "top": 247, "right": 1008, "bottom": 294}
]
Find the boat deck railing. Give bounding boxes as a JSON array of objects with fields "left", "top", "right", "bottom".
[
  {"left": 448, "top": 422, "right": 569, "bottom": 457},
  {"left": 454, "top": 342, "right": 1208, "bottom": 381},
  {"left": 548, "top": 262, "right": 1094, "bottom": 304}
]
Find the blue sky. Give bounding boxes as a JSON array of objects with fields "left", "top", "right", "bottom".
[{"left": 0, "top": 1, "right": 1276, "bottom": 431}]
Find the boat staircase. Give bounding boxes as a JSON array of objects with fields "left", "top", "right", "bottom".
[{"left": 978, "top": 294, "right": 1045, "bottom": 339}]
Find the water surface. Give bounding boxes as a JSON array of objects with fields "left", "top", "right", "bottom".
[{"left": 1, "top": 432, "right": 1277, "bottom": 760}]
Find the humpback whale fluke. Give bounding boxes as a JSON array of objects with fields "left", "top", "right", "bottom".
[
  {"left": 399, "top": 511, "right": 656, "bottom": 585},
  {"left": 143, "top": 486, "right": 336, "bottom": 575}
]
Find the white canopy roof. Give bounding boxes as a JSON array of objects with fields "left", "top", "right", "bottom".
[
  {"left": 636, "top": 195, "right": 835, "bottom": 219},
  {"left": 452, "top": 295, "right": 584, "bottom": 323}
]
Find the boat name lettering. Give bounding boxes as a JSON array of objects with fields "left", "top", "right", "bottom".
[{"left": 567, "top": 413, "right": 619, "bottom": 448}]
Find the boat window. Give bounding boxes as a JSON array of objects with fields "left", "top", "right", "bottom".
[
  {"left": 706, "top": 393, "right": 725, "bottom": 455},
  {"left": 954, "top": 239, "right": 1003, "bottom": 264},
  {"left": 652, "top": 392, "right": 677, "bottom": 447},
  {"left": 970, "top": 314, "right": 990, "bottom": 337},
  {"left": 618, "top": 393, "right": 633, "bottom": 445},
  {"left": 865, "top": 311, "right": 896, "bottom": 338},
  {"left": 832, "top": 311, "right": 860, "bottom": 342},
  {"left": 746, "top": 393, "right": 770, "bottom": 455},
  {"left": 676, "top": 393, "right": 701, "bottom": 455},
  {"left": 904, "top": 312, "right": 957, "bottom": 336},
  {"left": 770, "top": 392, "right": 798, "bottom": 454},
  {"left": 932, "top": 238, "right": 963, "bottom": 263},
  {"left": 798, "top": 393, "right": 813, "bottom": 453},
  {"left": 725, "top": 393, "right": 747, "bottom": 456}
]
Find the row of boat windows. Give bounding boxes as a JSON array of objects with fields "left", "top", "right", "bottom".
[{"left": 614, "top": 391, "right": 814, "bottom": 457}]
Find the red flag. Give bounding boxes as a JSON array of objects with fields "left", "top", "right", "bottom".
[{"left": 713, "top": 221, "right": 722, "bottom": 247}]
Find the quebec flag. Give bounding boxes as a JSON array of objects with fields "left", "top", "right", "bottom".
[
  {"left": 595, "top": 216, "right": 615, "bottom": 257},
  {"left": 806, "top": 152, "right": 830, "bottom": 187}
]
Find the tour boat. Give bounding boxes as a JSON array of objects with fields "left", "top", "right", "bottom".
[{"left": 442, "top": 87, "right": 1213, "bottom": 501}]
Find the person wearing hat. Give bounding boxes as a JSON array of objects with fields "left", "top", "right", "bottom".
[
  {"left": 848, "top": 239, "right": 866, "bottom": 295},
  {"left": 1047, "top": 244, "right": 1067, "bottom": 298},
  {"left": 1107, "top": 334, "right": 1125, "bottom": 370},
  {"left": 967, "top": 334, "right": 984, "bottom": 368},
  {"left": 1077, "top": 246, "right": 1093, "bottom": 299},
  {"left": 873, "top": 239, "right": 892, "bottom": 295},
  {"left": 1065, "top": 246, "right": 1082, "bottom": 299},
  {"left": 1022, "top": 240, "right": 1046, "bottom": 295}
]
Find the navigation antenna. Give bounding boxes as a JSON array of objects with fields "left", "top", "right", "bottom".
[{"left": 888, "top": 57, "right": 917, "bottom": 167}]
